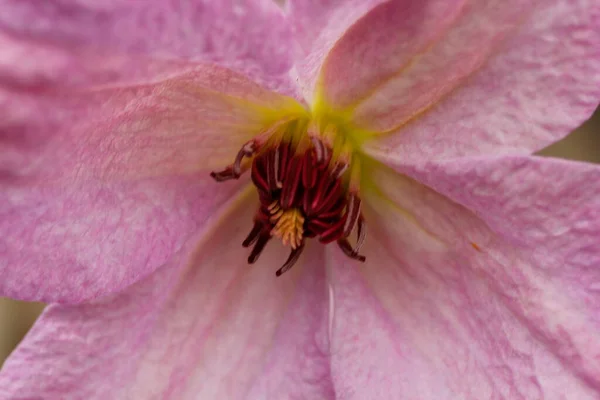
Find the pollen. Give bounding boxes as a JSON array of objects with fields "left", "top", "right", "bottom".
[
  {"left": 210, "top": 117, "right": 366, "bottom": 276},
  {"left": 269, "top": 204, "right": 305, "bottom": 249}
]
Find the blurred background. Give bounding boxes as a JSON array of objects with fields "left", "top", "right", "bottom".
[{"left": 0, "top": 107, "right": 598, "bottom": 367}]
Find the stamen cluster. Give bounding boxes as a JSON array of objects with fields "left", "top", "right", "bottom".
[{"left": 211, "top": 122, "right": 366, "bottom": 276}]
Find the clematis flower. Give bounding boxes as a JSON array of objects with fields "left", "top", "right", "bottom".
[{"left": 1, "top": 0, "right": 600, "bottom": 398}]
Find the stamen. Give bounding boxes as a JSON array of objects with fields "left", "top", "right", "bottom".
[
  {"left": 211, "top": 120, "right": 368, "bottom": 274},
  {"left": 242, "top": 222, "right": 263, "bottom": 248},
  {"left": 312, "top": 179, "right": 341, "bottom": 215},
  {"left": 280, "top": 156, "right": 303, "bottom": 209},
  {"left": 343, "top": 193, "right": 362, "bottom": 238},
  {"left": 308, "top": 173, "right": 334, "bottom": 215},
  {"left": 337, "top": 238, "right": 366, "bottom": 262},
  {"left": 278, "top": 142, "right": 288, "bottom": 181},
  {"left": 251, "top": 161, "right": 269, "bottom": 193},
  {"left": 275, "top": 241, "right": 305, "bottom": 277},
  {"left": 356, "top": 215, "right": 366, "bottom": 252},
  {"left": 331, "top": 161, "right": 349, "bottom": 179},
  {"left": 211, "top": 156, "right": 251, "bottom": 182},
  {"left": 266, "top": 150, "right": 278, "bottom": 190},
  {"left": 233, "top": 141, "right": 256, "bottom": 177},
  {"left": 273, "top": 145, "right": 282, "bottom": 188},
  {"left": 256, "top": 205, "right": 272, "bottom": 225},
  {"left": 319, "top": 216, "right": 346, "bottom": 244},
  {"left": 248, "top": 233, "right": 271, "bottom": 264},
  {"left": 306, "top": 218, "right": 334, "bottom": 234},
  {"left": 317, "top": 198, "right": 345, "bottom": 219},
  {"left": 310, "top": 136, "right": 326, "bottom": 164},
  {"left": 210, "top": 167, "right": 236, "bottom": 182},
  {"left": 302, "top": 150, "right": 318, "bottom": 189}
]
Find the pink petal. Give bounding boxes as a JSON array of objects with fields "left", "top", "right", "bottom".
[
  {"left": 318, "top": 0, "right": 467, "bottom": 109},
  {"left": 286, "top": 0, "right": 388, "bottom": 99},
  {"left": 327, "top": 159, "right": 600, "bottom": 398},
  {"left": 0, "top": 0, "right": 295, "bottom": 92},
  {"left": 1, "top": 63, "right": 304, "bottom": 303},
  {"left": 0, "top": 196, "right": 334, "bottom": 399},
  {"left": 318, "top": 0, "right": 600, "bottom": 159}
]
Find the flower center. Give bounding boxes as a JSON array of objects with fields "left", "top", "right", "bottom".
[{"left": 211, "top": 118, "right": 366, "bottom": 276}]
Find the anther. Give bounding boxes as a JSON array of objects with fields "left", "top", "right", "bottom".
[
  {"left": 306, "top": 218, "right": 334, "bottom": 233},
  {"left": 302, "top": 150, "right": 318, "bottom": 189},
  {"left": 355, "top": 215, "right": 366, "bottom": 252},
  {"left": 310, "top": 136, "right": 326, "bottom": 165},
  {"left": 318, "top": 216, "right": 347, "bottom": 244},
  {"left": 337, "top": 238, "right": 366, "bottom": 262},
  {"left": 273, "top": 146, "right": 282, "bottom": 188},
  {"left": 331, "top": 161, "right": 349, "bottom": 179},
  {"left": 266, "top": 149, "right": 278, "bottom": 190},
  {"left": 312, "top": 179, "right": 341, "bottom": 215},
  {"left": 308, "top": 173, "right": 334, "bottom": 215},
  {"left": 233, "top": 141, "right": 256, "bottom": 177},
  {"left": 248, "top": 233, "right": 271, "bottom": 264},
  {"left": 316, "top": 198, "right": 345, "bottom": 219},
  {"left": 251, "top": 161, "right": 269, "bottom": 193},
  {"left": 210, "top": 167, "right": 236, "bottom": 182},
  {"left": 280, "top": 156, "right": 303, "bottom": 209},
  {"left": 275, "top": 241, "right": 305, "bottom": 277},
  {"left": 211, "top": 142, "right": 256, "bottom": 182},
  {"left": 242, "top": 222, "right": 263, "bottom": 248},
  {"left": 343, "top": 193, "right": 362, "bottom": 238}
]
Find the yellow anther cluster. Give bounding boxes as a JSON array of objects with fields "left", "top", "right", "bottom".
[{"left": 269, "top": 202, "right": 305, "bottom": 249}]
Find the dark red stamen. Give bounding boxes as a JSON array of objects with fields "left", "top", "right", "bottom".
[
  {"left": 266, "top": 149, "right": 278, "bottom": 190},
  {"left": 210, "top": 167, "right": 236, "bottom": 182},
  {"left": 273, "top": 146, "right": 281, "bottom": 187},
  {"left": 318, "top": 216, "right": 347, "bottom": 244},
  {"left": 277, "top": 140, "right": 296, "bottom": 187},
  {"left": 276, "top": 241, "right": 305, "bottom": 277},
  {"left": 233, "top": 142, "right": 255, "bottom": 177},
  {"left": 211, "top": 136, "right": 366, "bottom": 276},
  {"left": 343, "top": 193, "right": 361, "bottom": 238},
  {"left": 280, "top": 156, "right": 303, "bottom": 209},
  {"left": 302, "top": 150, "right": 318, "bottom": 189},
  {"left": 306, "top": 218, "right": 335, "bottom": 233},
  {"left": 312, "top": 179, "right": 341, "bottom": 215},
  {"left": 356, "top": 215, "right": 366, "bottom": 251},
  {"left": 317, "top": 198, "right": 346, "bottom": 219},
  {"left": 308, "top": 173, "right": 334, "bottom": 215},
  {"left": 251, "top": 161, "right": 269, "bottom": 193},
  {"left": 242, "top": 222, "right": 263, "bottom": 248},
  {"left": 337, "top": 238, "right": 366, "bottom": 262},
  {"left": 248, "top": 233, "right": 271, "bottom": 264}
]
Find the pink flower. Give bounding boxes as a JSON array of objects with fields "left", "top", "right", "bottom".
[{"left": 1, "top": 0, "right": 599, "bottom": 398}]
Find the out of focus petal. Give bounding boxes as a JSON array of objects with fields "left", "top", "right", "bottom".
[
  {"left": 0, "top": 0, "right": 295, "bottom": 91},
  {"left": 286, "top": 0, "right": 388, "bottom": 99},
  {"left": 315, "top": 0, "right": 599, "bottom": 159},
  {"left": 0, "top": 194, "right": 334, "bottom": 399},
  {"left": 1, "top": 63, "right": 304, "bottom": 303},
  {"left": 327, "top": 160, "right": 600, "bottom": 398},
  {"left": 317, "top": 0, "right": 467, "bottom": 110}
]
